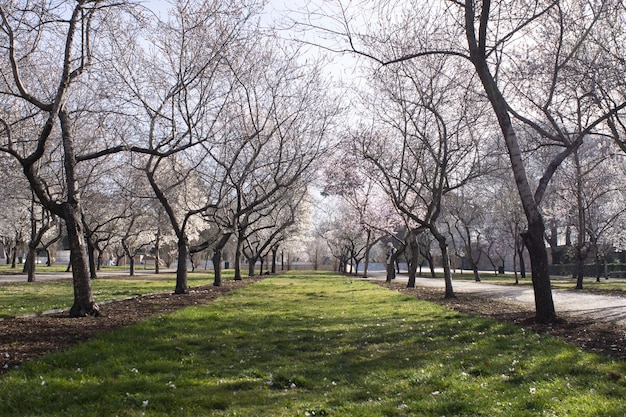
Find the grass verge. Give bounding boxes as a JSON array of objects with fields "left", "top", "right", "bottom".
[
  {"left": 0, "top": 272, "right": 218, "bottom": 318},
  {"left": 1, "top": 271, "right": 625, "bottom": 416}
]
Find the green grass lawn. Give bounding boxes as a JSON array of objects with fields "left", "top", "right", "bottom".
[
  {"left": 0, "top": 272, "right": 217, "bottom": 318},
  {"left": 1, "top": 271, "right": 625, "bottom": 416}
]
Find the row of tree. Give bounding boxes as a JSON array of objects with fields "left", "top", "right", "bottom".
[
  {"left": 299, "top": 0, "right": 626, "bottom": 323},
  {"left": 0, "top": 0, "right": 338, "bottom": 316},
  {"left": 3, "top": 0, "right": 626, "bottom": 325}
]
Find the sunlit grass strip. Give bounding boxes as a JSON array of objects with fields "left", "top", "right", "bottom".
[
  {"left": 0, "top": 272, "right": 221, "bottom": 318},
  {"left": 1, "top": 271, "right": 625, "bottom": 416}
]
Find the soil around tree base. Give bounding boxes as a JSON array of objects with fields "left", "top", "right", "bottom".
[
  {"left": 0, "top": 278, "right": 263, "bottom": 374},
  {"left": 1, "top": 277, "right": 624, "bottom": 375}
]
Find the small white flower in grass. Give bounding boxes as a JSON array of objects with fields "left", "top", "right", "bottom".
[
  {"left": 168, "top": 381, "right": 176, "bottom": 389},
  {"left": 142, "top": 400, "right": 149, "bottom": 407},
  {"left": 589, "top": 388, "right": 595, "bottom": 394},
  {"left": 290, "top": 383, "right": 297, "bottom": 389},
  {"left": 41, "top": 380, "right": 46, "bottom": 386},
  {"left": 529, "top": 387, "right": 536, "bottom": 395},
  {"left": 431, "top": 391, "right": 440, "bottom": 396},
  {"left": 130, "top": 368, "right": 139, "bottom": 373},
  {"left": 501, "top": 374, "right": 510, "bottom": 381},
  {"left": 331, "top": 381, "right": 337, "bottom": 386}
]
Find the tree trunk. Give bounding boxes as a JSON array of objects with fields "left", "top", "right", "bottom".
[
  {"left": 575, "top": 260, "right": 584, "bottom": 289},
  {"left": 522, "top": 222, "right": 556, "bottom": 323},
  {"left": 271, "top": 247, "right": 278, "bottom": 274},
  {"left": 96, "top": 248, "right": 104, "bottom": 271},
  {"left": 46, "top": 248, "right": 54, "bottom": 267},
  {"left": 467, "top": 7, "right": 555, "bottom": 322},
  {"left": 175, "top": 239, "right": 189, "bottom": 294},
  {"left": 86, "top": 235, "right": 97, "bottom": 279},
  {"left": 64, "top": 203, "right": 99, "bottom": 317},
  {"left": 433, "top": 232, "right": 455, "bottom": 299},
  {"left": 574, "top": 152, "right": 585, "bottom": 290},
  {"left": 363, "top": 229, "right": 371, "bottom": 278},
  {"left": 516, "top": 238, "right": 526, "bottom": 279},
  {"left": 471, "top": 261, "right": 481, "bottom": 282},
  {"left": 121, "top": 239, "right": 135, "bottom": 277},
  {"left": 25, "top": 245, "right": 36, "bottom": 283},
  {"left": 129, "top": 255, "right": 136, "bottom": 276},
  {"left": 574, "top": 247, "right": 588, "bottom": 290},
  {"left": 406, "top": 235, "right": 419, "bottom": 288},
  {"left": 248, "top": 255, "right": 256, "bottom": 276},
  {"left": 385, "top": 251, "right": 397, "bottom": 282},
  {"left": 234, "top": 238, "right": 243, "bottom": 281},
  {"left": 547, "top": 221, "right": 559, "bottom": 264},
  {"left": 212, "top": 249, "right": 223, "bottom": 287},
  {"left": 25, "top": 196, "right": 37, "bottom": 282},
  {"left": 154, "top": 230, "right": 161, "bottom": 274}
]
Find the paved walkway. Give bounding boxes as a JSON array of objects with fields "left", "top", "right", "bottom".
[{"left": 365, "top": 272, "right": 626, "bottom": 329}]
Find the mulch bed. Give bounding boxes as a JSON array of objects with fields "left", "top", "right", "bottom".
[
  {"left": 1, "top": 278, "right": 263, "bottom": 374},
  {"left": 382, "top": 281, "right": 626, "bottom": 362}
]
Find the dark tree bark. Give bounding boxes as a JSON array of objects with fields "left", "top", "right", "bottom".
[
  {"left": 406, "top": 232, "right": 420, "bottom": 288},
  {"left": 154, "top": 229, "right": 161, "bottom": 274},
  {"left": 211, "top": 233, "right": 232, "bottom": 287},
  {"left": 271, "top": 246, "right": 278, "bottom": 274},
  {"left": 465, "top": 0, "right": 555, "bottom": 322},
  {"left": 64, "top": 203, "right": 99, "bottom": 317},
  {"left": 175, "top": 239, "right": 189, "bottom": 294},
  {"left": 212, "top": 249, "right": 223, "bottom": 287}
]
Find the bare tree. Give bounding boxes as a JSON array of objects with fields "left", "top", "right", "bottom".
[
  {"left": 0, "top": 1, "right": 140, "bottom": 316},
  {"left": 353, "top": 53, "right": 486, "bottom": 297},
  {"left": 242, "top": 187, "right": 306, "bottom": 276},
  {"left": 106, "top": 0, "right": 265, "bottom": 292},
  {"left": 552, "top": 139, "right": 626, "bottom": 288},
  {"left": 443, "top": 193, "right": 485, "bottom": 282},
  {"left": 292, "top": 0, "right": 626, "bottom": 322},
  {"left": 201, "top": 41, "right": 338, "bottom": 285},
  {"left": 22, "top": 192, "right": 59, "bottom": 282}
]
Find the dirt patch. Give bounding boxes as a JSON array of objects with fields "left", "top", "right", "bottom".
[
  {"left": 0, "top": 278, "right": 263, "bottom": 374},
  {"left": 382, "top": 281, "right": 626, "bottom": 362}
]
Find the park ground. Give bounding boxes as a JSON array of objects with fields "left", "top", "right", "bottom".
[
  {"left": 1, "top": 271, "right": 625, "bottom": 372},
  {"left": 2, "top": 272, "right": 626, "bottom": 416}
]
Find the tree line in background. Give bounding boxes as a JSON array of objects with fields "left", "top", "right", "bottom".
[
  {"left": 296, "top": 0, "right": 626, "bottom": 323},
  {"left": 1, "top": 0, "right": 626, "bottom": 324},
  {"left": 0, "top": 0, "right": 339, "bottom": 317}
]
